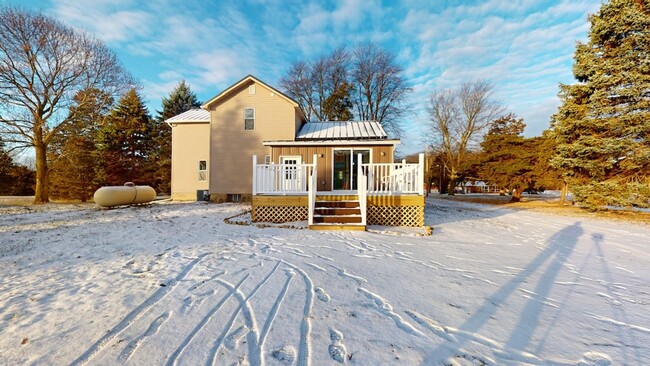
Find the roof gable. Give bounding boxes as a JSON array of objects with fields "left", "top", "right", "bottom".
[{"left": 201, "top": 75, "right": 300, "bottom": 109}]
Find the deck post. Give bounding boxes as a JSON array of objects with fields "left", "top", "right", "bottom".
[
  {"left": 419, "top": 153, "right": 425, "bottom": 195},
  {"left": 252, "top": 155, "right": 257, "bottom": 195}
]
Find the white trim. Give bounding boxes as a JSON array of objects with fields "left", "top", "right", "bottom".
[{"left": 264, "top": 139, "right": 400, "bottom": 146}]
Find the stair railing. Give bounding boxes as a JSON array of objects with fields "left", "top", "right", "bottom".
[
  {"left": 308, "top": 154, "right": 318, "bottom": 226},
  {"left": 357, "top": 153, "right": 367, "bottom": 226}
]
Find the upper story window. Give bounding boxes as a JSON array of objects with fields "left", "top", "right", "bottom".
[
  {"left": 244, "top": 108, "right": 255, "bottom": 130},
  {"left": 248, "top": 85, "right": 256, "bottom": 94}
]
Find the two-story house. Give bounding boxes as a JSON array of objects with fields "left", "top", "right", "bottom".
[{"left": 166, "top": 75, "right": 425, "bottom": 230}]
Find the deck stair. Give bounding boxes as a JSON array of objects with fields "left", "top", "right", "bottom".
[{"left": 309, "top": 196, "right": 366, "bottom": 231}]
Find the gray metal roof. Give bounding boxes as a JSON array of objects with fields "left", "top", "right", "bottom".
[
  {"left": 165, "top": 109, "right": 210, "bottom": 123},
  {"left": 296, "top": 121, "right": 387, "bottom": 140}
]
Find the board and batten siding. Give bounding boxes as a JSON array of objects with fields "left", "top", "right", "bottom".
[
  {"left": 170, "top": 122, "right": 210, "bottom": 200},
  {"left": 271, "top": 145, "right": 394, "bottom": 191},
  {"left": 210, "top": 80, "right": 302, "bottom": 194}
]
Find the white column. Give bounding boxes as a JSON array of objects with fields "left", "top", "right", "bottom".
[{"left": 418, "top": 153, "right": 425, "bottom": 196}]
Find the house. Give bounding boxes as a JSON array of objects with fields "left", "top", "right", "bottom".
[{"left": 166, "top": 75, "right": 425, "bottom": 230}]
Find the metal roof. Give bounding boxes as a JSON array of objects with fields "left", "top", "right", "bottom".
[
  {"left": 165, "top": 109, "right": 210, "bottom": 123},
  {"left": 296, "top": 121, "right": 387, "bottom": 140}
]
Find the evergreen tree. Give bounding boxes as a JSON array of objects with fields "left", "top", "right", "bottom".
[
  {"left": 479, "top": 115, "right": 563, "bottom": 201},
  {"left": 322, "top": 82, "right": 354, "bottom": 121},
  {"left": 49, "top": 89, "right": 113, "bottom": 201},
  {"left": 0, "top": 137, "right": 35, "bottom": 195},
  {"left": 152, "top": 80, "right": 201, "bottom": 194},
  {"left": 552, "top": 0, "right": 650, "bottom": 209},
  {"left": 95, "top": 88, "right": 155, "bottom": 187}
]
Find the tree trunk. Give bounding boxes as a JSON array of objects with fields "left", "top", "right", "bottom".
[
  {"left": 560, "top": 181, "right": 568, "bottom": 206},
  {"left": 33, "top": 142, "right": 49, "bottom": 203}
]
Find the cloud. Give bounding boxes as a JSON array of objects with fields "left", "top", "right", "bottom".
[{"left": 51, "top": 0, "right": 153, "bottom": 42}]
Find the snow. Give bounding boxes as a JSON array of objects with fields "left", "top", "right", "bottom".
[{"left": 1, "top": 198, "right": 649, "bottom": 365}]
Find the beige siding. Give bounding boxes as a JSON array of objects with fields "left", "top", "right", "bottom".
[
  {"left": 271, "top": 145, "right": 394, "bottom": 191},
  {"left": 170, "top": 122, "right": 210, "bottom": 200},
  {"left": 210, "top": 80, "right": 302, "bottom": 194}
]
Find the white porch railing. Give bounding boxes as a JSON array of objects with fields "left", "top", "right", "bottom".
[
  {"left": 253, "top": 153, "right": 424, "bottom": 196},
  {"left": 362, "top": 153, "right": 424, "bottom": 195},
  {"left": 252, "top": 156, "right": 316, "bottom": 195}
]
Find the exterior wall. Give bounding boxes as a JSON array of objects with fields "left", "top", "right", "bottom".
[
  {"left": 210, "top": 80, "right": 303, "bottom": 194},
  {"left": 170, "top": 122, "right": 210, "bottom": 201},
  {"left": 270, "top": 145, "right": 394, "bottom": 191}
]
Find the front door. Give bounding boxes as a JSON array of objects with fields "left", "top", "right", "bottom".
[
  {"left": 280, "top": 155, "right": 302, "bottom": 191},
  {"left": 333, "top": 149, "right": 370, "bottom": 190}
]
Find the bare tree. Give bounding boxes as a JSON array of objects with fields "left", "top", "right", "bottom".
[
  {"left": 351, "top": 42, "right": 411, "bottom": 137},
  {"left": 280, "top": 43, "right": 411, "bottom": 134},
  {"left": 427, "top": 81, "right": 504, "bottom": 194},
  {"left": 0, "top": 7, "right": 134, "bottom": 203},
  {"left": 280, "top": 47, "right": 350, "bottom": 122}
]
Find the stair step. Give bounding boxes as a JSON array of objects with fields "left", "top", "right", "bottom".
[
  {"left": 314, "top": 208, "right": 361, "bottom": 216},
  {"left": 313, "top": 215, "right": 362, "bottom": 224},
  {"left": 315, "top": 200, "right": 360, "bottom": 208},
  {"left": 309, "top": 224, "right": 366, "bottom": 231}
]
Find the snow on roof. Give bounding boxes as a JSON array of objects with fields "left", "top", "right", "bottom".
[
  {"left": 165, "top": 109, "right": 210, "bottom": 123},
  {"left": 296, "top": 121, "right": 387, "bottom": 140}
]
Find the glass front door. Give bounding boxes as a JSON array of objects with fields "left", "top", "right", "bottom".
[{"left": 333, "top": 149, "right": 370, "bottom": 190}]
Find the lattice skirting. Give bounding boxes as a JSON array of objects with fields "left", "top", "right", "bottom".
[
  {"left": 252, "top": 205, "right": 308, "bottom": 223},
  {"left": 367, "top": 205, "right": 424, "bottom": 227}
]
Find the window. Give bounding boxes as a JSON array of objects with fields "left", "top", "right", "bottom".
[
  {"left": 248, "top": 85, "right": 256, "bottom": 94},
  {"left": 244, "top": 108, "right": 255, "bottom": 130},
  {"left": 264, "top": 155, "right": 271, "bottom": 164},
  {"left": 198, "top": 160, "right": 207, "bottom": 181}
]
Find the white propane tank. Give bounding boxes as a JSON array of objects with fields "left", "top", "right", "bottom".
[{"left": 93, "top": 182, "right": 156, "bottom": 207}]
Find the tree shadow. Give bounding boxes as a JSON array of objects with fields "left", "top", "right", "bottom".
[{"left": 423, "top": 222, "right": 583, "bottom": 363}]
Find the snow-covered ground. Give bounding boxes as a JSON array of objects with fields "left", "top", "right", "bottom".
[{"left": 1, "top": 198, "right": 648, "bottom": 366}]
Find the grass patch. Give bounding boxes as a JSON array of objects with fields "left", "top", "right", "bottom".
[{"left": 435, "top": 193, "right": 649, "bottom": 225}]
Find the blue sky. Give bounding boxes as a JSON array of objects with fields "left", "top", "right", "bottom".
[{"left": 6, "top": 0, "right": 599, "bottom": 154}]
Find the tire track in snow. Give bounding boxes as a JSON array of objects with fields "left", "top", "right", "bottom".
[
  {"left": 280, "top": 259, "right": 314, "bottom": 366},
  {"left": 70, "top": 254, "right": 208, "bottom": 366},
  {"left": 257, "top": 268, "right": 295, "bottom": 363},
  {"left": 207, "top": 261, "right": 281, "bottom": 366},
  {"left": 119, "top": 312, "right": 171, "bottom": 361},
  {"left": 166, "top": 272, "right": 249, "bottom": 366}
]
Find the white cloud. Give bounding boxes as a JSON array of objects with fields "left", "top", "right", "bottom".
[{"left": 51, "top": 0, "right": 153, "bottom": 42}]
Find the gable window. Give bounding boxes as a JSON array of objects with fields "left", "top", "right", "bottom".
[
  {"left": 248, "top": 85, "right": 256, "bottom": 94},
  {"left": 244, "top": 108, "right": 255, "bottom": 130},
  {"left": 198, "top": 160, "right": 207, "bottom": 181}
]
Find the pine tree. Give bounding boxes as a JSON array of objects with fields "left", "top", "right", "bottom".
[
  {"left": 322, "top": 82, "right": 354, "bottom": 121},
  {"left": 479, "top": 115, "right": 563, "bottom": 201},
  {"left": 49, "top": 89, "right": 113, "bottom": 201},
  {"left": 95, "top": 88, "right": 155, "bottom": 187},
  {"left": 152, "top": 80, "right": 201, "bottom": 194},
  {"left": 552, "top": 0, "right": 650, "bottom": 209}
]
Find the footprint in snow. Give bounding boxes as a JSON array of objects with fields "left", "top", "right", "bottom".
[
  {"left": 329, "top": 329, "right": 348, "bottom": 363},
  {"left": 581, "top": 351, "right": 612, "bottom": 366},
  {"left": 271, "top": 344, "right": 296, "bottom": 363},
  {"left": 315, "top": 287, "right": 330, "bottom": 302}
]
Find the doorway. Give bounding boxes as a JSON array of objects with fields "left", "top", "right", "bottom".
[{"left": 333, "top": 149, "right": 370, "bottom": 190}]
